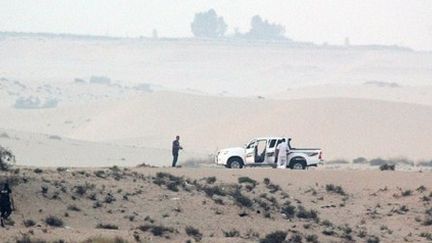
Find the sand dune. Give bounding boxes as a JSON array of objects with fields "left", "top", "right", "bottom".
[
  {"left": 1, "top": 91, "right": 430, "bottom": 164},
  {"left": 66, "top": 92, "right": 432, "bottom": 161},
  {"left": 271, "top": 84, "right": 432, "bottom": 106}
]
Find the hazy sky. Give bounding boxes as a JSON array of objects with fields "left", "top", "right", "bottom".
[{"left": 1, "top": 0, "right": 431, "bottom": 50}]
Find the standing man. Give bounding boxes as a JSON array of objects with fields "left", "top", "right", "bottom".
[
  {"left": 172, "top": 135, "right": 183, "bottom": 167},
  {"left": 0, "top": 183, "right": 14, "bottom": 227},
  {"left": 275, "top": 139, "right": 289, "bottom": 169}
]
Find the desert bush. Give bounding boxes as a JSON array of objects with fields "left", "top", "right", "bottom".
[
  {"left": 202, "top": 185, "right": 227, "bottom": 197},
  {"left": 45, "top": 216, "right": 64, "bottom": 227},
  {"left": 417, "top": 160, "right": 432, "bottom": 167},
  {"left": 325, "top": 184, "right": 346, "bottom": 196},
  {"left": 96, "top": 223, "right": 119, "bottom": 230},
  {"left": 67, "top": 205, "right": 81, "bottom": 212},
  {"left": 0, "top": 145, "right": 15, "bottom": 171},
  {"left": 366, "top": 235, "right": 380, "bottom": 243},
  {"left": 56, "top": 167, "right": 67, "bottom": 172},
  {"left": 420, "top": 232, "right": 432, "bottom": 241},
  {"left": 23, "top": 219, "right": 36, "bottom": 227},
  {"left": 73, "top": 183, "right": 95, "bottom": 196},
  {"left": 296, "top": 206, "right": 319, "bottom": 221},
  {"left": 353, "top": 157, "right": 368, "bottom": 164},
  {"left": 401, "top": 189, "right": 412, "bottom": 197},
  {"left": 289, "top": 234, "right": 303, "bottom": 243},
  {"left": 423, "top": 208, "right": 432, "bottom": 226},
  {"left": 238, "top": 176, "right": 257, "bottom": 186},
  {"left": 305, "top": 234, "right": 319, "bottom": 243},
  {"left": 321, "top": 219, "right": 333, "bottom": 227},
  {"left": 266, "top": 183, "right": 281, "bottom": 194},
  {"left": 81, "top": 237, "right": 128, "bottom": 243},
  {"left": 369, "top": 158, "right": 388, "bottom": 166},
  {"left": 259, "top": 231, "right": 287, "bottom": 243},
  {"left": 185, "top": 226, "right": 203, "bottom": 241},
  {"left": 416, "top": 185, "right": 427, "bottom": 193},
  {"left": 280, "top": 202, "right": 296, "bottom": 219},
  {"left": 94, "top": 170, "right": 107, "bottom": 178},
  {"left": 379, "top": 164, "right": 395, "bottom": 171},
  {"left": 33, "top": 168, "right": 43, "bottom": 174},
  {"left": 223, "top": 229, "right": 240, "bottom": 237},
  {"left": 138, "top": 224, "right": 175, "bottom": 237},
  {"left": 205, "top": 176, "right": 217, "bottom": 184},
  {"left": 231, "top": 189, "right": 253, "bottom": 208},
  {"left": 153, "top": 172, "right": 185, "bottom": 191},
  {"left": 104, "top": 193, "right": 116, "bottom": 203}
]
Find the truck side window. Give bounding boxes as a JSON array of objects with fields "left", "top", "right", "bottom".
[
  {"left": 269, "top": 139, "right": 277, "bottom": 148},
  {"left": 246, "top": 140, "right": 256, "bottom": 149}
]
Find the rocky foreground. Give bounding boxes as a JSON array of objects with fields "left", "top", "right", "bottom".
[{"left": 0, "top": 166, "right": 431, "bottom": 242}]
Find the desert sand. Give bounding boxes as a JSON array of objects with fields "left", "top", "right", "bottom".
[
  {"left": 0, "top": 35, "right": 432, "bottom": 242},
  {"left": 0, "top": 166, "right": 431, "bottom": 242}
]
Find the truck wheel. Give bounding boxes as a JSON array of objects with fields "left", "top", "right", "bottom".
[
  {"left": 228, "top": 158, "right": 243, "bottom": 169},
  {"left": 289, "top": 158, "right": 306, "bottom": 170}
]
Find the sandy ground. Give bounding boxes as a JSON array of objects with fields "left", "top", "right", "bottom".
[
  {"left": 0, "top": 166, "right": 431, "bottom": 242},
  {"left": 1, "top": 92, "right": 432, "bottom": 165}
]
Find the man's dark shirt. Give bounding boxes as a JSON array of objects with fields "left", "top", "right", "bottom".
[
  {"left": 0, "top": 188, "right": 11, "bottom": 207},
  {"left": 172, "top": 140, "right": 181, "bottom": 155}
]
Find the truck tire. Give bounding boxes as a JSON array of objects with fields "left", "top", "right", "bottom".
[
  {"left": 228, "top": 157, "right": 244, "bottom": 169},
  {"left": 289, "top": 157, "right": 306, "bottom": 170}
]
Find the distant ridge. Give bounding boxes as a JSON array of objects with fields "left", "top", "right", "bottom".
[{"left": 0, "top": 31, "right": 413, "bottom": 51}]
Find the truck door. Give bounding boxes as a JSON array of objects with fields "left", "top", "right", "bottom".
[
  {"left": 266, "top": 139, "right": 277, "bottom": 164},
  {"left": 245, "top": 140, "right": 256, "bottom": 164}
]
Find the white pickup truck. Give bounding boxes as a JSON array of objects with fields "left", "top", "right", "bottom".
[{"left": 215, "top": 137, "right": 323, "bottom": 169}]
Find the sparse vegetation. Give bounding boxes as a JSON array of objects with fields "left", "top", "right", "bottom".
[
  {"left": 67, "top": 205, "right": 81, "bottom": 212},
  {"left": 96, "top": 223, "right": 119, "bottom": 230},
  {"left": 223, "top": 229, "right": 240, "bottom": 238},
  {"left": 238, "top": 176, "right": 257, "bottom": 186},
  {"left": 401, "top": 189, "right": 412, "bottom": 197},
  {"left": 185, "top": 226, "right": 203, "bottom": 241},
  {"left": 23, "top": 219, "right": 36, "bottom": 227},
  {"left": 326, "top": 184, "right": 346, "bottom": 196},
  {"left": 420, "top": 232, "right": 432, "bottom": 241},
  {"left": 153, "top": 172, "right": 185, "bottom": 192},
  {"left": 305, "top": 234, "right": 319, "bottom": 243},
  {"left": 296, "top": 206, "right": 319, "bottom": 221},
  {"left": 259, "top": 231, "right": 287, "bottom": 243},
  {"left": 138, "top": 224, "right": 175, "bottom": 237},
  {"left": 45, "top": 216, "right": 64, "bottom": 227},
  {"left": 205, "top": 176, "right": 217, "bottom": 184},
  {"left": 366, "top": 235, "right": 380, "bottom": 243},
  {"left": 231, "top": 189, "right": 253, "bottom": 208},
  {"left": 81, "top": 237, "right": 128, "bottom": 243},
  {"left": 379, "top": 163, "right": 395, "bottom": 171}
]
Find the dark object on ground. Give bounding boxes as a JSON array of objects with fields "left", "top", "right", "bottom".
[
  {"left": 379, "top": 164, "right": 395, "bottom": 171},
  {"left": 185, "top": 226, "right": 203, "bottom": 241},
  {"left": 259, "top": 231, "right": 287, "bottom": 243},
  {"left": 45, "top": 216, "right": 64, "bottom": 227}
]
